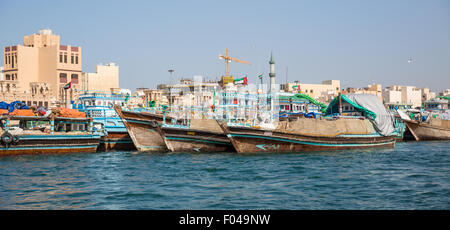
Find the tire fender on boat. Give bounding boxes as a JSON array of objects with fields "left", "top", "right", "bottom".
[{"left": 1, "top": 132, "right": 13, "bottom": 145}]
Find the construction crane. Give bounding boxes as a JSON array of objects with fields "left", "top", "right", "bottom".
[{"left": 218, "top": 48, "right": 251, "bottom": 85}]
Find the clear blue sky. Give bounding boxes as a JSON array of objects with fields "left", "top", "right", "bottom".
[{"left": 1, "top": 0, "right": 449, "bottom": 92}]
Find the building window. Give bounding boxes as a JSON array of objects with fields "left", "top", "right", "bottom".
[
  {"left": 71, "top": 74, "right": 78, "bottom": 84},
  {"left": 11, "top": 55, "right": 14, "bottom": 68},
  {"left": 71, "top": 55, "right": 74, "bottom": 64},
  {"left": 6, "top": 74, "right": 10, "bottom": 80},
  {"left": 44, "top": 102, "right": 48, "bottom": 108},
  {"left": 75, "top": 55, "right": 79, "bottom": 64},
  {"left": 60, "top": 53, "right": 63, "bottom": 63},
  {"left": 64, "top": 54, "right": 67, "bottom": 63},
  {"left": 60, "top": 73, "right": 67, "bottom": 83}
]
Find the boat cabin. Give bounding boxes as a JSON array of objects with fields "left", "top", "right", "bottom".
[
  {"left": 423, "top": 98, "right": 449, "bottom": 112},
  {"left": 73, "top": 92, "right": 128, "bottom": 133}
]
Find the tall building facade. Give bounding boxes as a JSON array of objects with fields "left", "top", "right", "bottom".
[
  {"left": 1, "top": 29, "right": 82, "bottom": 107},
  {"left": 82, "top": 63, "right": 119, "bottom": 93},
  {"left": 382, "top": 85, "right": 423, "bottom": 108}
]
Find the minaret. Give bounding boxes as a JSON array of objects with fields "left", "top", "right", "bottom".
[{"left": 269, "top": 52, "right": 275, "bottom": 93}]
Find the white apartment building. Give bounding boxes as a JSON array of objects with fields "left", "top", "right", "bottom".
[
  {"left": 439, "top": 89, "right": 450, "bottom": 97},
  {"left": 382, "top": 85, "right": 425, "bottom": 108}
]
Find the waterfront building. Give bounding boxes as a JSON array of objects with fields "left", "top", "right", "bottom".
[
  {"left": 421, "top": 88, "right": 436, "bottom": 102},
  {"left": 342, "top": 84, "right": 383, "bottom": 102},
  {"left": 282, "top": 80, "right": 340, "bottom": 103},
  {"left": 157, "top": 77, "right": 221, "bottom": 109},
  {"left": 1, "top": 29, "right": 82, "bottom": 107},
  {"left": 439, "top": 89, "right": 450, "bottom": 97},
  {"left": 127, "top": 89, "right": 146, "bottom": 108},
  {"left": 382, "top": 85, "right": 422, "bottom": 108},
  {"left": 0, "top": 66, "right": 4, "bottom": 80},
  {"left": 82, "top": 63, "right": 119, "bottom": 93},
  {"left": 142, "top": 89, "right": 166, "bottom": 108}
]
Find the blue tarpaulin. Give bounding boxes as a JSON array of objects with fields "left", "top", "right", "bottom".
[{"left": 0, "top": 101, "right": 29, "bottom": 113}]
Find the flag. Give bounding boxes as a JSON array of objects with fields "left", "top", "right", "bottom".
[
  {"left": 258, "top": 73, "right": 264, "bottom": 79},
  {"left": 234, "top": 76, "right": 247, "bottom": 85},
  {"left": 292, "top": 85, "right": 300, "bottom": 90},
  {"left": 63, "top": 82, "right": 71, "bottom": 89}
]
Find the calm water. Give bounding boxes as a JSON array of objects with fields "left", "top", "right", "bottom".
[{"left": 0, "top": 141, "right": 449, "bottom": 210}]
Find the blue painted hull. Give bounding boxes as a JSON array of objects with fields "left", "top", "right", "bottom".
[{"left": 0, "top": 134, "right": 100, "bottom": 156}]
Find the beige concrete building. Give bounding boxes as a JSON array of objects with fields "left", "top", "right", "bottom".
[
  {"left": 421, "top": 88, "right": 436, "bottom": 102},
  {"left": 439, "top": 89, "right": 450, "bottom": 97},
  {"left": 142, "top": 89, "right": 166, "bottom": 107},
  {"left": 382, "top": 85, "right": 423, "bottom": 108},
  {"left": 0, "top": 66, "right": 4, "bottom": 80},
  {"left": 382, "top": 87, "right": 402, "bottom": 104},
  {"left": 342, "top": 84, "right": 383, "bottom": 101},
  {"left": 282, "top": 80, "right": 340, "bottom": 103},
  {"left": 82, "top": 63, "right": 119, "bottom": 93},
  {"left": 1, "top": 29, "right": 82, "bottom": 107}
]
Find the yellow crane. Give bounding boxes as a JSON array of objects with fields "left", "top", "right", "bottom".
[{"left": 219, "top": 48, "right": 251, "bottom": 85}]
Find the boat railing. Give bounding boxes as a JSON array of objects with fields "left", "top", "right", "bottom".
[{"left": 0, "top": 115, "right": 97, "bottom": 135}]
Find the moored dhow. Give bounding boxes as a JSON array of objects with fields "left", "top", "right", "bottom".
[
  {"left": 157, "top": 119, "right": 234, "bottom": 153},
  {"left": 74, "top": 92, "right": 135, "bottom": 151},
  {"left": 114, "top": 105, "right": 169, "bottom": 152},
  {"left": 0, "top": 115, "right": 100, "bottom": 156},
  {"left": 219, "top": 94, "right": 397, "bottom": 153},
  {"left": 403, "top": 117, "right": 450, "bottom": 141},
  {"left": 218, "top": 118, "right": 396, "bottom": 153}
]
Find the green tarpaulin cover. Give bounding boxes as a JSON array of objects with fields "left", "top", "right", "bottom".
[{"left": 325, "top": 94, "right": 377, "bottom": 119}]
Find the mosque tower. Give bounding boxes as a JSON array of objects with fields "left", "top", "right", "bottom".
[{"left": 269, "top": 52, "right": 276, "bottom": 93}]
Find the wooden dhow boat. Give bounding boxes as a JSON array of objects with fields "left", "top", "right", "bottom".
[
  {"left": 403, "top": 117, "right": 450, "bottom": 141},
  {"left": 218, "top": 118, "right": 396, "bottom": 153},
  {"left": 218, "top": 94, "right": 398, "bottom": 153},
  {"left": 114, "top": 105, "right": 172, "bottom": 152},
  {"left": 0, "top": 115, "right": 100, "bottom": 156},
  {"left": 157, "top": 119, "right": 234, "bottom": 153},
  {"left": 75, "top": 92, "right": 135, "bottom": 151}
]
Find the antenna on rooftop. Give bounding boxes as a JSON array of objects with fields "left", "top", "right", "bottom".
[{"left": 285, "top": 66, "right": 288, "bottom": 84}]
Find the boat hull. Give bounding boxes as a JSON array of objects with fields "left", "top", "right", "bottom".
[
  {"left": 221, "top": 125, "right": 395, "bottom": 153},
  {"left": 0, "top": 134, "right": 100, "bottom": 156},
  {"left": 97, "top": 131, "right": 135, "bottom": 151},
  {"left": 404, "top": 120, "right": 450, "bottom": 141},
  {"left": 158, "top": 126, "right": 234, "bottom": 153},
  {"left": 114, "top": 107, "right": 168, "bottom": 152}
]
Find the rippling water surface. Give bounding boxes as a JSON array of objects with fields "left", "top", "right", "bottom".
[{"left": 0, "top": 141, "right": 449, "bottom": 209}]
